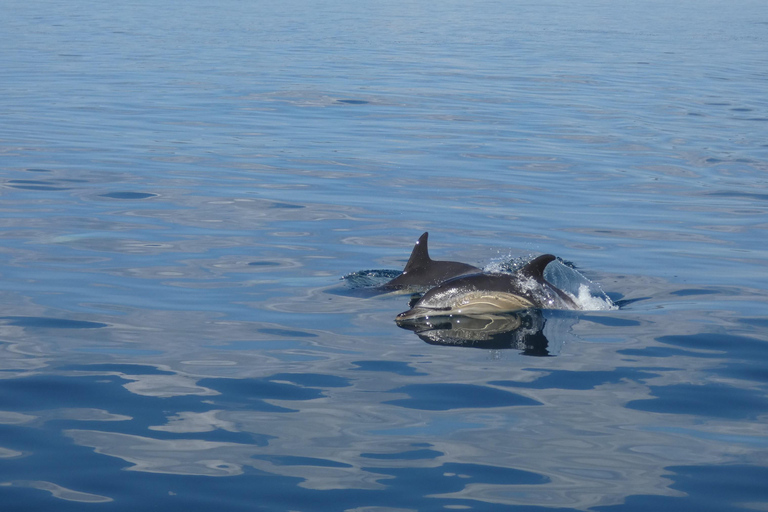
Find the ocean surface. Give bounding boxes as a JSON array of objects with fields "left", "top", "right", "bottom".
[{"left": 2, "top": 0, "right": 767, "bottom": 510}]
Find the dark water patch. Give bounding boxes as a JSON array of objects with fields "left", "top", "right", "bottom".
[
  {"left": 361, "top": 448, "right": 442, "bottom": 460},
  {"left": 366, "top": 462, "right": 550, "bottom": 488},
  {"left": 594, "top": 464, "right": 768, "bottom": 512},
  {"left": 351, "top": 360, "right": 427, "bottom": 376},
  {"left": 252, "top": 454, "right": 353, "bottom": 468},
  {"left": 740, "top": 317, "right": 768, "bottom": 328},
  {"left": 74, "top": 347, "right": 164, "bottom": 356},
  {"left": 670, "top": 288, "right": 721, "bottom": 296},
  {"left": 99, "top": 191, "right": 157, "bottom": 200},
  {"left": 0, "top": 374, "right": 211, "bottom": 423},
  {"left": 613, "top": 297, "right": 650, "bottom": 308},
  {"left": 492, "top": 368, "right": 658, "bottom": 391},
  {"left": 617, "top": 346, "right": 721, "bottom": 358},
  {"left": 0, "top": 423, "right": 130, "bottom": 509},
  {"left": 658, "top": 333, "right": 768, "bottom": 385},
  {"left": 200, "top": 377, "right": 325, "bottom": 403},
  {"left": 248, "top": 260, "right": 281, "bottom": 266},
  {"left": 371, "top": 418, "right": 484, "bottom": 437},
  {"left": 717, "top": 362, "right": 768, "bottom": 384},
  {"left": 57, "top": 364, "right": 174, "bottom": 375},
  {"left": 269, "top": 372, "right": 350, "bottom": 389},
  {"left": 706, "top": 191, "right": 768, "bottom": 201},
  {"left": 210, "top": 340, "right": 305, "bottom": 351},
  {"left": 0, "top": 316, "right": 108, "bottom": 329},
  {"left": 0, "top": 455, "right": 556, "bottom": 512},
  {"left": 337, "top": 99, "right": 369, "bottom": 105},
  {"left": 625, "top": 383, "right": 768, "bottom": 420},
  {"left": 269, "top": 202, "right": 304, "bottom": 209},
  {"left": 258, "top": 328, "right": 317, "bottom": 338},
  {"left": 0, "top": 428, "right": 272, "bottom": 512},
  {"left": 580, "top": 315, "right": 641, "bottom": 327},
  {"left": 658, "top": 333, "right": 768, "bottom": 359},
  {"left": 5, "top": 180, "right": 71, "bottom": 191},
  {"left": 25, "top": 168, "right": 52, "bottom": 172},
  {"left": 384, "top": 383, "right": 541, "bottom": 410}
]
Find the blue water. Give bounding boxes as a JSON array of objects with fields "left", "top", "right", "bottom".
[{"left": 2, "top": 0, "right": 768, "bottom": 510}]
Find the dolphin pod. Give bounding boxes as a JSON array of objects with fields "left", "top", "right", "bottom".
[
  {"left": 396, "top": 254, "right": 580, "bottom": 321},
  {"left": 385, "top": 233, "right": 581, "bottom": 321}
]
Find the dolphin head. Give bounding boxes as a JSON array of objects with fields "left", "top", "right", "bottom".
[{"left": 395, "top": 273, "right": 536, "bottom": 321}]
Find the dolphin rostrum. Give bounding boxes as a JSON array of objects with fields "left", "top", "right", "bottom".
[
  {"left": 395, "top": 254, "right": 580, "bottom": 320},
  {"left": 382, "top": 232, "right": 481, "bottom": 291}
]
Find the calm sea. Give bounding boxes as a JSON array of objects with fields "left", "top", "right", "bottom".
[{"left": 2, "top": 0, "right": 767, "bottom": 510}]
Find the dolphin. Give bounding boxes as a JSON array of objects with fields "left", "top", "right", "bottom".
[
  {"left": 382, "top": 232, "right": 481, "bottom": 291},
  {"left": 395, "top": 254, "right": 580, "bottom": 320}
]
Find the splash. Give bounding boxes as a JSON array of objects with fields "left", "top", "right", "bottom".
[
  {"left": 573, "top": 284, "right": 617, "bottom": 311},
  {"left": 342, "top": 255, "right": 617, "bottom": 311},
  {"left": 339, "top": 270, "right": 401, "bottom": 291},
  {"left": 483, "top": 253, "right": 528, "bottom": 274},
  {"left": 486, "top": 255, "right": 617, "bottom": 312}
]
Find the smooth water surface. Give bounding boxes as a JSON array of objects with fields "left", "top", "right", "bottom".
[{"left": 2, "top": 0, "right": 767, "bottom": 510}]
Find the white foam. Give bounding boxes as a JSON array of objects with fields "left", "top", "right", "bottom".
[
  {"left": 477, "top": 255, "right": 618, "bottom": 312},
  {"left": 574, "top": 284, "right": 618, "bottom": 311}
]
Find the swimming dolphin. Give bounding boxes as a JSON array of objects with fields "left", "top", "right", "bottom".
[
  {"left": 382, "top": 232, "right": 481, "bottom": 291},
  {"left": 395, "top": 254, "right": 580, "bottom": 320}
]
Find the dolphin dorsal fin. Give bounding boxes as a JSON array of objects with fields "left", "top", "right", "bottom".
[
  {"left": 519, "top": 254, "right": 556, "bottom": 281},
  {"left": 402, "top": 232, "right": 432, "bottom": 272}
]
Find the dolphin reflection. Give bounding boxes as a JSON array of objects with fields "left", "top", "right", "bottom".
[{"left": 396, "top": 309, "right": 564, "bottom": 356}]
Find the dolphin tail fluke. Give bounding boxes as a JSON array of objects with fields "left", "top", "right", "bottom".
[{"left": 402, "top": 232, "right": 431, "bottom": 273}]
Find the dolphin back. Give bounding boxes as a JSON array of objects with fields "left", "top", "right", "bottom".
[
  {"left": 383, "top": 232, "right": 480, "bottom": 290},
  {"left": 519, "top": 254, "right": 556, "bottom": 282},
  {"left": 401, "top": 232, "right": 431, "bottom": 274},
  {"left": 519, "top": 254, "right": 579, "bottom": 310}
]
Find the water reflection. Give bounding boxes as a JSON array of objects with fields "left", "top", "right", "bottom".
[
  {"left": 1, "top": 283, "right": 768, "bottom": 510},
  {"left": 396, "top": 310, "right": 559, "bottom": 355},
  {"left": 1, "top": 480, "right": 112, "bottom": 503}
]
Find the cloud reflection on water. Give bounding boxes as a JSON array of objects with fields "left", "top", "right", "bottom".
[
  {"left": 1, "top": 169, "right": 767, "bottom": 509},
  {"left": 11, "top": 292, "right": 758, "bottom": 509}
]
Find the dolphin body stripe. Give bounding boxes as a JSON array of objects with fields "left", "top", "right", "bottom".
[
  {"left": 396, "top": 254, "right": 580, "bottom": 320},
  {"left": 382, "top": 232, "right": 481, "bottom": 291}
]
